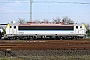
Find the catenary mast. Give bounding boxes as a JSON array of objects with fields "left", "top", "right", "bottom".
[{"left": 30, "top": 0, "right": 32, "bottom": 22}]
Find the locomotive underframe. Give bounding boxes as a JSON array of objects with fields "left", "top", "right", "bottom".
[{"left": 3, "top": 34, "right": 85, "bottom": 40}]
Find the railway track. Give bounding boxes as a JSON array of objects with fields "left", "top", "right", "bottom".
[{"left": 0, "top": 40, "right": 90, "bottom": 50}]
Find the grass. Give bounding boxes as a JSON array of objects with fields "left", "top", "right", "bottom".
[
  {"left": 1, "top": 55, "right": 90, "bottom": 60},
  {"left": 0, "top": 58, "right": 11, "bottom": 60},
  {"left": 16, "top": 40, "right": 23, "bottom": 42}
]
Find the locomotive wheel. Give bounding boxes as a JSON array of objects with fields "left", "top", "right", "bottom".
[
  {"left": 9, "top": 37, "right": 14, "bottom": 40},
  {"left": 55, "top": 36, "right": 59, "bottom": 40},
  {"left": 75, "top": 36, "right": 79, "bottom": 40}
]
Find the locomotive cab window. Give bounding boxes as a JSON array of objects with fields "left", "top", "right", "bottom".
[
  {"left": 14, "top": 26, "right": 16, "bottom": 29},
  {"left": 76, "top": 26, "right": 78, "bottom": 29},
  {"left": 10, "top": 26, "right": 12, "bottom": 28},
  {"left": 80, "top": 26, "right": 82, "bottom": 28}
]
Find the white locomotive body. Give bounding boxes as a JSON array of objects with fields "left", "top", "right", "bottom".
[{"left": 4, "top": 22, "right": 87, "bottom": 40}]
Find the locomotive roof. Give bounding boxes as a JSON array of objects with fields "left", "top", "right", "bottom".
[{"left": 19, "top": 24, "right": 74, "bottom": 26}]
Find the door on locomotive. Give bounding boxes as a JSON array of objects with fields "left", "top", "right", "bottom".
[{"left": 75, "top": 26, "right": 79, "bottom": 34}]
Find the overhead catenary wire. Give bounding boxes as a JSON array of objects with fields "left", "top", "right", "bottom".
[
  {"left": 0, "top": 1, "right": 90, "bottom": 4},
  {"left": 0, "top": 12, "right": 90, "bottom": 14}
]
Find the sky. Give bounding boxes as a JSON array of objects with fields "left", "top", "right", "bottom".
[{"left": 0, "top": 0, "right": 90, "bottom": 24}]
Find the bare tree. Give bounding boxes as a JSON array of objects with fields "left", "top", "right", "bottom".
[
  {"left": 53, "top": 17, "right": 61, "bottom": 23},
  {"left": 17, "top": 18, "right": 26, "bottom": 24},
  {"left": 34, "top": 20, "right": 40, "bottom": 24},
  {"left": 33, "top": 19, "right": 49, "bottom": 24},
  {"left": 62, "top": 16, "right": 74, "bottom": 24},
  {"left": 43, "top": 19, "right": 49, "bottom": 23}
]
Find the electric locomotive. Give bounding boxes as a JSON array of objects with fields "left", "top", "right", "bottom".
[{"left": 4, "top": 22, "right": 87, "bottom": 40}]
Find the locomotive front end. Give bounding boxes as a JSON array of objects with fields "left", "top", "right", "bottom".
[{"left": 0, "top": 26, "right": 3, "bottom": 39}]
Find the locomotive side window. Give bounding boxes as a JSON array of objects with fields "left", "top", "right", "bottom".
[
  {"left": 10, "top": 26, "right": 12, "bottom": 28},
  {"left": 14, "top": 26, "right": 16, "bottom": 29},
  {"left": 80, "top": 26, "right": 82, "bottom": 28},
  {"left": 19, "top": 26, "right": 74, "bottom": 30},
  {"left": 76, "top": 26, "right": 78, "bottom": 29}
]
